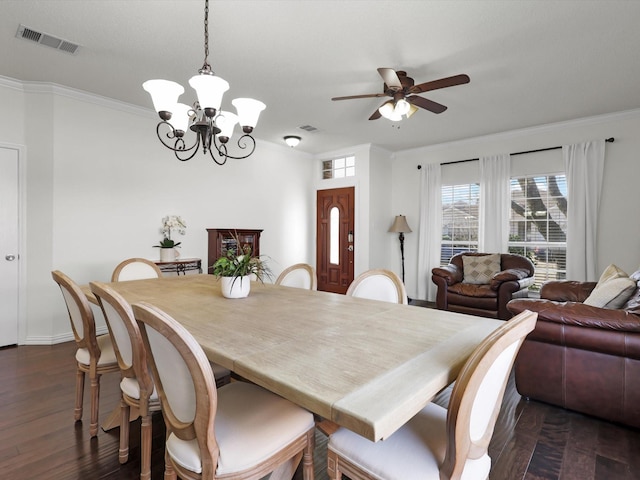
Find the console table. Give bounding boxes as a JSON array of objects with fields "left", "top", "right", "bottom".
[{"left": 154, "top": 257, "right": 202, "bottom": 275}]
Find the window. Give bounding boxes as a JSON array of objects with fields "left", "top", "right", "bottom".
[
  {"left": 440, "top": 183, "right": 480, "bottom": 265},
  {"left": 509, "top": 174, "right": 567, "bottom": 291},
  {"left": 322, "top": 156, "right": 355, "bottom": 179}
]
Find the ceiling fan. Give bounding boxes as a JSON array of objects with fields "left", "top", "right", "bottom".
[{"left": 331, "top": 68, "right": 470, "bottom": 121}]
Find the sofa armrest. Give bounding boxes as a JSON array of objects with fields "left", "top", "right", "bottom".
[
  {"left": 490, "top": 268, "right": 533, "bottom": 291},
  {"left": 508, "top": 298, "right": 640, "bottom": 331},
  {"left": 431, "top": 264, "right": 463, "bottom": 286},
  {"left": 540, "top": 280, "right": 597, "bottom": 302}
]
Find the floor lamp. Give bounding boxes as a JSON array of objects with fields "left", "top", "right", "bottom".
[{"left": 389, "top": 215, "right": 412, "bottom": 284}]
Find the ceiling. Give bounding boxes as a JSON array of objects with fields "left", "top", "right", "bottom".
[{"left": 2, "top": 1, "right": 640, "bottom": 155}]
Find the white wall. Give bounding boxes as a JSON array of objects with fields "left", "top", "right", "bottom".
[
  {"left": 0, "top": 78, "right": 314, "bottom": 344},
  {"left": 392, "top": 109, "right": 640, "bottom": 300}
]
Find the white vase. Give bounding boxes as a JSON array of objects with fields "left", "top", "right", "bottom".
[
  {"left": 221, "top": 275, "right": 251, "bottom": 299},
  {"left": 160, "top": 248, "right": 177, "bottom": 262}
]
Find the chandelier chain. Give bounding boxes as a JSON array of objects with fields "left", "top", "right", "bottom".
[{"left": 203, "top": 0, "right": 210, "bottom": 71}]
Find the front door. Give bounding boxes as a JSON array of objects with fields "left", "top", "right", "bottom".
[
  {"left": 316, "top": 187, "right": 355, "bottom": 293},
  {"left": 0, "top": 146, "right": 19, "bottom": 347}
]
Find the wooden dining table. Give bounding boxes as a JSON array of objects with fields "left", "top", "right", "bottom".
[{"left": 85, "top": 274, "right": 503, "bottom": 442}]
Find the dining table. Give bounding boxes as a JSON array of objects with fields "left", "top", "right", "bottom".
[{"left": 85, "top": 273, "right": 503, "bottom": 442}]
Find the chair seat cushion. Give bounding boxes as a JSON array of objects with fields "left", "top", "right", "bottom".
[
  {"left": 449, "top": 283, "right": 497, "bottom": 298},
  {"left": 75, "top": 334, "right": 117, "bottom": 366},
  {"left": 329, "top": 402, "right": 491, "bottom": 480},
  {"left": 328, "top": 402, "right": 447, "bottom": 480},
  {"left": 166, "top": 381, "right": 314, "bottom": 476},
  {"left": 120, "top": 377, "right": 159, "bottom": 401}
]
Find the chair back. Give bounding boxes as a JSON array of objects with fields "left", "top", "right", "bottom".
[
  {"left": 90, "top": 281, "right": 154, "bottom": 404},
  {"left": 440, "top": 310, "right": 537, "bottom": 479},
  {"left": 346, "top": 269, "right": 408, "bottom": 304},
  {"left": 133, "top": 301, "right": 219, "bottom": 477},
  {"left": 275, "top": 263, "right": 317, "bottom": 290},
  {"left": 51, "top": 270, "right": 98, "bottom": 353},
  {"left": 112, "top": 258, "right": 163, "bottom": 282}
]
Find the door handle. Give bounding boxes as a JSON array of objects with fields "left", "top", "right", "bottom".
[{"left": 5, "top": 254, "right": 16, "bottom": 261}]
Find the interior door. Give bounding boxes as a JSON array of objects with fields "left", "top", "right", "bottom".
[
  {"left": 316, "top": 187, "right": 355, "bottom": 293},
  {"left": 0, "top": 146, "right": 19, "bottom": 347}
]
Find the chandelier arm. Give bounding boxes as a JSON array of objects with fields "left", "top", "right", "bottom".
[
  {"left": 208, "top": 142, "right": 229, "bottom": 166},
  {"left": 211, "top": 134, "right": 257, "bottom": 161},
  {"left": 155, "top": 121, "right": 200, "bottom": 156}
]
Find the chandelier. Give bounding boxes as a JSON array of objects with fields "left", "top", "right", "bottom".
[{"left": 142, "top": 0, "right": 265, "bottom": 165}]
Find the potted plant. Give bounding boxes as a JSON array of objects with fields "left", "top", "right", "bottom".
[
  {"left": 212, "top": 237, "right": 271, "bottom": 298},
  {"left": 153, "top": 215, "right": 186, "bottom": 262}
]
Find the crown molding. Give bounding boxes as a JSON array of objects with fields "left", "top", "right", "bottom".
[
  {"left": 399, "top": 108, "right": 640, "bottom": 156},
  {"left": 0, "top": 74, "right": 154, "bottom": 118}
]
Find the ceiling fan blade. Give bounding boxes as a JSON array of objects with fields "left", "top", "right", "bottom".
[
  {"left": 409, "top": 74, "right": 470, "bottom": 94},
  {"left": 407, "top": 95, "right": 448, "bottom": 114},
  {"left": 332, "top": 93, "right": 386, "bottom": 101},
  {"left": 377, "top": 68, "right": 402, "bottom": 90}
]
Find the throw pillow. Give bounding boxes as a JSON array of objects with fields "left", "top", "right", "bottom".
[
  {"left": 584, "top": 264, "right": 637, "bottom": 309},
  {"left": 462, "top": 254, "right": 501, "bottom": 285}
]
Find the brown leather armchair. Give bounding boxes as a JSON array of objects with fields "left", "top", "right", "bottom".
[
  {"left": 507, "top": 271, "right": 640, "bottom": 428},
  {"left": 431, "top": 252, "right": 535, "bottom": 320}
]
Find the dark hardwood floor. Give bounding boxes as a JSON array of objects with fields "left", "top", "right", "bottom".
[{"left": 1, "top": 342, "right": 639, "bottom": 479}]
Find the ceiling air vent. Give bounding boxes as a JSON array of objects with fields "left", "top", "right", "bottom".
[
  {"left": 15, "top": 24, "right": 80, "bottom": 55},
  {"left": 299, "top": 125, "right": 319, "bottom": 133}
]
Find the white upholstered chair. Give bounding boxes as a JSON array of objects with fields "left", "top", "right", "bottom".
[
  {"left": 327, "top": 310, "right": 538, "bottom": 480},
  {"left": 275, "top": 263, "right": 318, "bottom": 290},
  {"left": 90, "top": 281, "right": 162, "bottom": 480},
  {"left": 346, "top": 269, "right": 408, "bottom": 305},
  {"left": 51, "top": 270, "right": 120, "bottom": 437},
  {"left": 133, "top": 301, "right": 316, "bottom": 480},
  {"left": 111, "top": 257, "right": 163, "bottom": 282}
]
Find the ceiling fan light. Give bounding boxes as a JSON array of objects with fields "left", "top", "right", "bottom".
[
  {"left": 215, "top": 111, "right": 238, "bottom": 139},
  {"left": 142, "top": 79, "right": 184, "bottom": 116},
  {"left": 166, "top": 103, "right": 192, "bottom": 133},
  {"left": 407, "top": 103, "right": 419, "bottom": 118},
  {"left": 378, "top": 101, "right": 395, "bottom": 120},
  {"left": 232, "top": 98, "right": 266, "bottom": 132},
  {"left": 395, "top": 98, "right": 410, "bottom": 116},
  {"left": 188, "top": 74, "right": 229, "bottom": 111}
]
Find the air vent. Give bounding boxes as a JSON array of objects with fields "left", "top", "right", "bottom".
[
  {"left": 16, "top": 24, "right": 80, "bottom": 55},
  {"left": 299, "top": 125, "right": 319, "bottom": 132}
]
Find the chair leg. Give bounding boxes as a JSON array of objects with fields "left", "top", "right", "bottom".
[
  {"left": 74, "top": 367, "right": 85, "bottom": 421},
  {"left": 140, "top": 413, "right": 152, "bottom": 480},
  {"left": 119, "top": 398, "right": 130, "bottom": 464},
  {"left": 302, "top": 429, "right": 316, "bottom": 480},
  {"left": 164, "top": 449, "right": 177, "bottom": 480},
  {"left": 89, "top": 373, "right": 101, "bottom": 437},
  {"left": 326, "top": 449, "right": 342, "bottom": 480}
]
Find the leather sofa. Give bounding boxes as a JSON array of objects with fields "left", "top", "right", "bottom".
[
  {"left": 507, "top": 270, "right": 640, "bottom": 428},
  {"left": 431, "top": 252, "right": 535, "bottom": 320}
]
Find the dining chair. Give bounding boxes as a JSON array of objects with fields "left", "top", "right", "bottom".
[
  {"left": 275, "top": 263, "right": 318, "bottom": 290},
  {"left": 111, "top": 257, "right": 163, "bottom": 282},
  {"left": 327, "top": 309, "right": 538, "bottom": 480},
  {"left": 90, "top": 281, "right": 162, "bottom": 480},
  {"left": 346, "top": 269, "right": 408, "bottom": 305},
  {"left": 51, "top": 270, "right": 120, "bottom": 437},
  {"left": 132, "top": 301, "right": 316, "bottom": 480}
]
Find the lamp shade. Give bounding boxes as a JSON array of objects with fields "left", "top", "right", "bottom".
[
  {"left": 215, "top": 111, "right": 238, "bottom": 139},
  {"left": 389, "top": 215, "right": 412, "bottom": 233},
  {"left": 188, "top": 74, "right": 229, "bottom": 111},
  {"left": 167, "top": 103, "right": 191, "bottom": 133},
  {"left": 142, "top": 79, "right": 184, "bottom": 114},
  {"left": 232, "top": 98, "right": 266, "bottom": 130}
]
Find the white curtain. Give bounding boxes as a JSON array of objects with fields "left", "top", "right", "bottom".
[
  {"left": 563, "top": 140, "right": 605, "bottom": 281},
  {"left": 417, "top": 163, "right": 442, "bottom": 301},
  {"left": 479, "top": 154, "right": 511, "bottom": 253}
]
